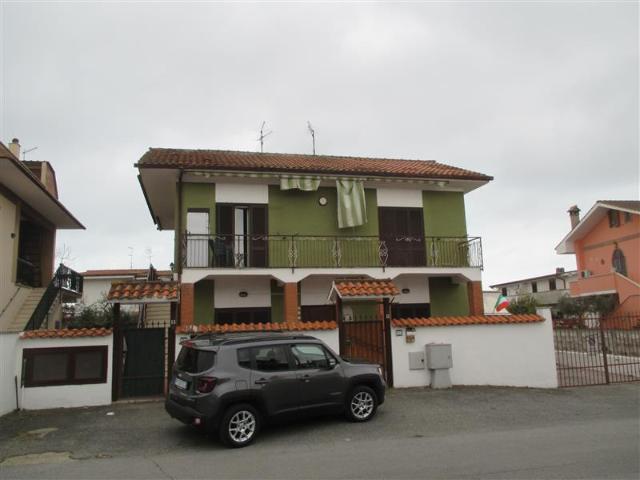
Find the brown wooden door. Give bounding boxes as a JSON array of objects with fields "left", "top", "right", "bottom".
[{"left": 378, "top": 207, "right": 426, "bottom": 266}]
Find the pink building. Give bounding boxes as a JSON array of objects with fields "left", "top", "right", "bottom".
[{"left": 556, "top": 201, "right": 640, "bottom": 315}]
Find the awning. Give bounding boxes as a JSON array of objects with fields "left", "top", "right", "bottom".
[
  {"left": 328, "top": 279, "right": 400, "bottom": 303},
  {"left": 106, "top": 281, "right": 180, "bottom": 304}
]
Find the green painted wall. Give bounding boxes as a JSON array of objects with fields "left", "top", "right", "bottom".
[
  {"left": 270, "top": 280, "right": 284, "bottom": 323},
  {"left": 181, "top": 183, "right": 216, "bottom": 234},
  {"left": 428, "top": 277, "right": 469, "bottom": 316},
  {"left": 422, "top": 191, "right": 467, "bottom": 236},
  {"left": 268, "top": 186, "right": 379, "bottom": 267},
  {"left": 194, "top": 279, "right": 215, "bottom": 324}
]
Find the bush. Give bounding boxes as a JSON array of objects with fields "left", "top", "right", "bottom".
[
  {"left": 64, "top": 300, "right": 138, "bottom": 329},
  {"left": 506, "top": 295, "right": 538, "bottom": 315},
  {"left": 556, "top": 294, "right": 618, "bottom": 318}
]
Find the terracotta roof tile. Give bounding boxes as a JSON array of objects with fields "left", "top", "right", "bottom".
[
  {"left": 107, "top": 281, "right": 179, "bottom": 302},
  {"left": 177, "top": 321, "right": 337, "bottom": 334},
  {"left": 137, "top": 149, "right": 493, "bottom": 182},
  {"left": 392, "top": 314, "right": 544, "bottom": 328},
  {"left": 21, "top": 328, "right": 112, "bottom": 339},
  {"left": 335, "top": 279, "right": 400, "bottom": 298}
]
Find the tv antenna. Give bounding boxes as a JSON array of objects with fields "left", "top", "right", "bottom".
[
  {"left": 23, "top": 146, "right": 38, "bottom": 160},
  {"left": 144, "top": 247, "right": 153, "bottom": 264},
  {"left": 257, "top": 121, "right": 272, "bottom": 153},
  {"left": 128, "top": 247, "right": 134, "bottom": 268},
  {"left": 307, "top": 121, "right": 316, "bottom": 155}
]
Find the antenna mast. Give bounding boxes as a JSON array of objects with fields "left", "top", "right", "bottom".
[
  {"left": 257, "top": 121, "right": 272, "bottom": 153},
  {"left": 23, "top": 146, "right": 38, "bottom": 160},
  {"left": 307, "top": 121, "right": 316, "bottom": 155}
]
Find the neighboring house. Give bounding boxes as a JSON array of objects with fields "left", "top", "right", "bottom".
[
  {"left": 136, "top": 148, "right": 493, "bottom": 326},
  {"left": 0, "top": 139, "right": 84, "bottom": 331},
  {"left": 81, "top": 268, "right": 173, "bottom": 306},
  {"left": 556, "top": 201, "right": 640, "bottom": 315},
  {"left": 489, "top": 268, "right": 578, "bottom": 310}
]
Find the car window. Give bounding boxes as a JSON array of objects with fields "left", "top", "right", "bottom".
[
  {"left": 253, "top": 345, "right": 290, "bottom": 372},
  {"left": 290, "top": 344, "right": 329, "bottom": 370},
  {"left": 237, "top": 348, "right": 251, "bottom": 369}
]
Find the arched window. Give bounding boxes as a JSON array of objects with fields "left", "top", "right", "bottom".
[{"left": 612, "top": 248, "right": 627, "bottom": 276}]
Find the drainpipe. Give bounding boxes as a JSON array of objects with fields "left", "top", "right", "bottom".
[{"left": 176, "top": 170, "right": 184, "bottom": 281}]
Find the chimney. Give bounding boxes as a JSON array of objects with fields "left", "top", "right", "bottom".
[
  {"left": 555, "top": 267, "right": 565, "bottom": 275},
  {"left": 8, "top": 138, "right": 20, "bottom": 159},
  {"left": 568, "top": 205, "right": 580, "bottom": 229}
]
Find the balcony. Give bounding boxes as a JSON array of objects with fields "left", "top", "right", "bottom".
[{"left": 181, "top": 234, "right": 482, "bottom": 270}]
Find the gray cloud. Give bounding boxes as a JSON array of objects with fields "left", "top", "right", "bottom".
[{"left": 2, "top": 2, "right": 637, "bottom": 286}]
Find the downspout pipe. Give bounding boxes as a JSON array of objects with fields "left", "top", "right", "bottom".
[{"left": 176, "top": 169, "right": 184, "bottom": 282}]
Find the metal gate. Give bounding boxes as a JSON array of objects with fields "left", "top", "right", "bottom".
[
  {"left": 113, "top": 320, "right": 175, "bottom": 400},
  {"left": 553, "top": 313, "right": 640, "bottom": 387},
  {"left": 339, "top": 313, "right": 393, "bottom": 386}
]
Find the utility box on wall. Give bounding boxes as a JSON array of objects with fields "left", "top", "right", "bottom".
[
  {"left": 408, "top": 351, "right": 425, "bottom": 370},
  {"left": 425, "top": 343, "right": 453, "bottom": 389},
  {"left": 425, "top": 343, "right": 452, "bottom": 369}
]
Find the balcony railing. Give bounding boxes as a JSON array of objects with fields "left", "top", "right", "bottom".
[{"left": 182, "top": 234, "right": 482, "bottom": 270}]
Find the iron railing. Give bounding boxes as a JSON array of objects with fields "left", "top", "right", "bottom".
[
  {"left": 181, "top": 234, "right": 483, "bottom": 270},
  {"left": 25, "top": 264, "right": 83, "bottom": 331},
  {"left": 16, "top": 258, "right": 39, "bottom": 287},
  {"left": 553, "top": 312, "right": 640, "bottom": 387}
]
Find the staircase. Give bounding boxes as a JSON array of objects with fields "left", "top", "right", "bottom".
[{"left": 6, "top": 288, "right": 46, "bottom": 331}]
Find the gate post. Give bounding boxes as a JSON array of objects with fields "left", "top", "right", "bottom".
[
  {"left": 598, "top": 316, "right": 610, "bottom": 384},
  {"left": 382, "top": 298, "right": 394, "bottom": 388},
  {"left": 336, "top": 296, "right": 345, "bottom": 354},
  {"left": 112, "top": 303, "right": 122, "bottom": 401}
]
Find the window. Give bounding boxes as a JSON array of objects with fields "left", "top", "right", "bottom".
[
  {"left": 237, "top": 348, "right": 252, "bottom": 369},
  {"left": 531, "top": 282, "right": 538, "bottom": 293},
  {"left": 549, "top": 279, "right": 557, "bottom": 291},
  {"left": 186, "top": 210, "right": 210, "bottom": 267},
  {"left": 301, "top": 305, "right": 336, "bottom": 322},
  {"left": 216, "top": 204, "right": 267, "bottom": 268},
  {"left": 290, "top": 344, "right": 330, "bottom": 369},
  {"left": 624, "top": 212, "right": 632, "bottom": 223},
  {"left": 23, "top": 346, "right": 108, "bottom": 387},
  {"left": 501, "top": 288, "right": 508, "bottom": 297},
  {"left": 176, "top": 347, "right": 216, "bottom": 374},
  {"left": 608, "top": 210, "right": 620, "bottom": 228},
  {"left": 253, "top": 345, "right": 290, "bottom": 372},
  {"left": 391, "top": 303, "right": 431, "bottom": 319},
  {"left": 612, "top": 248, "right": 627, "bottom": 277},
  {"left": 215, "top": 307, "right": 271, "bottom": 324}
]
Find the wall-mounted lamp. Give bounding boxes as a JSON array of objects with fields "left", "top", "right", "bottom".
[
  {"left": 239, "top": 291, "right": 248, "bottom": 298},
  {"left": 401, "top": 288, "right": 410, "bottom": 294}
]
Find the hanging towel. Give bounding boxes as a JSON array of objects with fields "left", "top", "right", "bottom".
[
  {"left": 280, "top": 176, "right": 321, "bottom": 191},
  {"left": 336, "top": 179, "right": 367, "bottom": 228}
]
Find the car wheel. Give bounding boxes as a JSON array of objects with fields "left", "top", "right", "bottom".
[
  {"left": 345, "top": 385, "right": 378, "bottom": 422},
  {"left": 219, "top": 404, "right": 260, "bottom": 448}
]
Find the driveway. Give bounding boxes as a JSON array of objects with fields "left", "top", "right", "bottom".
[{"left": 0, "top": 384, "right": 638, "bottom": 479}]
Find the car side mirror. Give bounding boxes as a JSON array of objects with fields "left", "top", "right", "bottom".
[{"left": 327, "top": 357, "right": 337, "bottom": 369}]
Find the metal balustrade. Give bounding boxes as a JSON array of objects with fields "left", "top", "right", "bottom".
[{"left": 181, "top": 234, "right": 483, "bottom": 270}]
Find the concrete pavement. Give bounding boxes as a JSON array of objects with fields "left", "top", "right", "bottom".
[{"left": 0, "top": 384, "right": 638, "bottom": 479}]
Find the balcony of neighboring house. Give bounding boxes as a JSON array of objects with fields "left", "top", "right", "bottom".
[
  {"left": 181, "top": 233, "right": 483, "bottom": 270},
  {"left": 570, "top": 271, "right": 640, "bottom": 304}
]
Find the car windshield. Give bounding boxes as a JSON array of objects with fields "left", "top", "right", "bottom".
[{"left": 176, "top": 347, "right": 216, "bottom": 373}]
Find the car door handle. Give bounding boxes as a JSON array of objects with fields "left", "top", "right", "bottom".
[
  {"left": 299, "top": 375, "right": 311, "bottom": 383},
  {"left": 254, "top": 378, "right": 270, "bottom": 385}
]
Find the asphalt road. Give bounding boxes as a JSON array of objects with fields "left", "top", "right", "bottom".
[{"left": 1, "top": 384, "right": 638, "bottom": 479}]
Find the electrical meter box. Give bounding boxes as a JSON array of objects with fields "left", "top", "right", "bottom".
[
  {"left": 425, "top": 343, "right": 452, "bottom": 370},
  {"left": 408, "top": 351, "right": 425, "bottom": 370}
]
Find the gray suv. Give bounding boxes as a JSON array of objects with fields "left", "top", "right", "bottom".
[{"left": 165, "top": 333, "right": 386, "bottom": 447}]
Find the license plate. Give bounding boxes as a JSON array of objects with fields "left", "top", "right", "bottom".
[{"left": 174, "top": 378, "right": 188, "bottom": 390}]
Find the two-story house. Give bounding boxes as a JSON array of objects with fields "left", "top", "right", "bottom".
[
  {"left": 556, "top": 201, "right": 640, "bottom": 314},
  {"left": 489, "top": 268, "right": 578, "bottom": 310},
  {"left": 136, "top": 149, "right": 492, "bottom": 326},
  {"left": 0, "top": 139, "right": 84, "bottom": 331}
]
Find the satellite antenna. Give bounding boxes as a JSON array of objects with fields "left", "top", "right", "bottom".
[
  {"left": 257, "top": 121, "right": 272, "bottom": 153},
  {"left": 307, "top": 121, "right": 316, "bottom": 155},
  {"left": 23, "top": 146, "right": 38, "bottom": 160}
]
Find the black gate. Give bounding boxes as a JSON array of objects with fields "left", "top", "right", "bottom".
[
  {"left": 553, "top": 312, "right": 640, "bottom": 387},
  {"left": 113, "top": 319, "right": 175, "bottom": 400}
]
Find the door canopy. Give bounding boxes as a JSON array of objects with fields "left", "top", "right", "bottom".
[
  {"left": 107, "top": 280, "right": 180, "bottom": 304},
  {"left": 328, "top": 279, "right": 400, "bottom": 303}
]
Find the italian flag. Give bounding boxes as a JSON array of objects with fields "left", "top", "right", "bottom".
[{"left": 494, "top": 294, "right": 510, "bottom": 312}]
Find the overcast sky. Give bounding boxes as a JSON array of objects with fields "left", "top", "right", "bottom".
[{"left": 1, "top": 1, "right": 638, "bottom": 287}]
